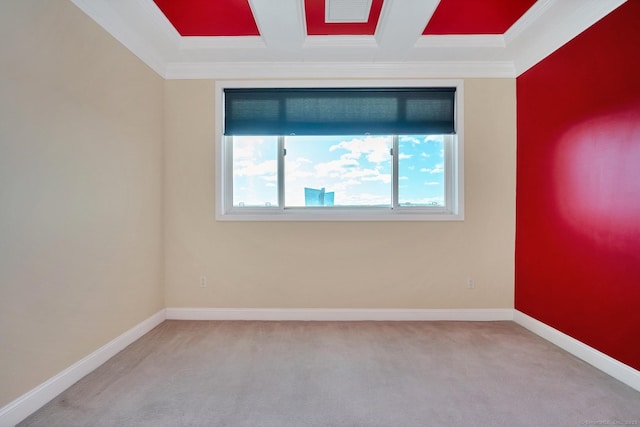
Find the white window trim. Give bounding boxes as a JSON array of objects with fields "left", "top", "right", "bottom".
[{"left": 214, "top": 79, "right": 464, "bottom": 221}]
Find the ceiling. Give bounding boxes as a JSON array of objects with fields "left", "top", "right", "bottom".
[
  {"left": 151, "top": 0, "right": 537, "bottom": 37},
  {"left": 70, "top": 0, "right": 626, "bottom": 79}
]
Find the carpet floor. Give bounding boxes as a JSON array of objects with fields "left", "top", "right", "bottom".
[{"left": 18, "top": 320, "right": 639, "bottom": 427}]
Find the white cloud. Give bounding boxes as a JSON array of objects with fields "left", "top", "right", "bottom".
[
  {"left": 431, "top": 163, "right": 444, "bottom": 174},
  {"left": 402, "top": 136, "right": 422, "bottom": 145},
  {"left": 290, "top": 170, "right": 314, "bottom": 180},
  {"left": 232, "top": 136, "right": 279, "bottom": 180},
  {"left": 234, "top": 159, "right": 277, "bottom": 177},
  {"left": 334, "top": 191, "right": 390, "bottom": 206},
  {"left": 399, "top": 176, "right": 409, "bottom": 181},
  {"left": 425, "top": 181, "right": 440, "bottom": 186},
  {"left": 329, "top": 136, "right": 391, "bottom": 164},
  {"left": 286, "top": 157, "right": 315, "bottom": 181},
  {"left": 420, "top": 152, "right": 430, "bottom": 158},
  {"left": 333, "top": 179, "right": 362, "bottom": 191},
  {"left": 361, "top": 171, "right": 391, "bottom": 184},
  {"left": 294, "top": 157, "right": 313, "bottom": 164},
  {"left": 398, "top": 153, "right": 412, "bottom": 160},
  {"left": 420, "top": 163, "right": 444, "bottom": 174},
  {"left": 314, "top": 157, "right": 360, "bottom": 177},
  {"left": 281, "top": 136, "right": 395, "bottom": 206},
  {"left": 233, "top": 136, "right": 270, "bottom": 160}
]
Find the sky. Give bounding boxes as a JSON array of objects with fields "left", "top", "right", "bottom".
[{"left": 232, "top": 135, "right": 445, "bottom": 207}]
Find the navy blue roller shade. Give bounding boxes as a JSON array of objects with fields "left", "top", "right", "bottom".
[{"left": 224, "top": 87, "right": 456, "bottom": 135}]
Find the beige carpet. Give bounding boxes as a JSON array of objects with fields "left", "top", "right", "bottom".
[{"left": 19, "top": 321, "right": 639, "bottom": 426}]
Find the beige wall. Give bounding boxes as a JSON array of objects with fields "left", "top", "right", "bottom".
[
  {"left": 164, "top": 78, "right": 516, "bottom": 309},
  {"left": 0, "top": 0, "right": 164, "bottom": 406},
  {"left": 0, "top": 0, "right": 516, "bottom": 409}
]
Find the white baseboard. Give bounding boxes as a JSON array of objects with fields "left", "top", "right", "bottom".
[
  {"left": 513, "top": 310, "right": 640, "bottom": 392},
  {"left": 165, "top": 307, "right": 515, "bottom": 321},
  {"left": 3, "top": 307, "right": 637, "bottom": 427},
  {"left": 169, "top": 308, "right": 640, "bottom": 392},
  {"left": 0, "top": 310, "right": 166, "bottom": 427}
]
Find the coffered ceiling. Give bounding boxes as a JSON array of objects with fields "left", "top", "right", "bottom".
[{"left": 69, "top": 0, "right": 626, "bottom": 79}]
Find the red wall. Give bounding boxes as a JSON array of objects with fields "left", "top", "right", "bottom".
[{"left": 515, "top": 0, "right": 640, "bottom": 370}]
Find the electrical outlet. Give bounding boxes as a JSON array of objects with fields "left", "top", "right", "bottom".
[
  {"left": 467, "top": 278, "right": 475, "bottom": 289},
  {"left": 200, "top": 276, "right": 207, "bottom": 288}
]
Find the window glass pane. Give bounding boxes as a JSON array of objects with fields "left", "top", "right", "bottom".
[
  {"left": 397, "top": 135, "right": 445, "bottom": 207},
  {"left": 232, "top": 136, "right": 278, "bottom": 207},
  {"left": 284, "top": 136, "right": 392, "bottom": 207}
]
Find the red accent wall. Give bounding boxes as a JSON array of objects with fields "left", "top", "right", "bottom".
[{"left": 515, "top": 0, "right": 640, "bottom": 370}]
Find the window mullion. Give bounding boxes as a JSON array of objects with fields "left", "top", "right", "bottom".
[
  {"left": 444, "top": 135, "right": 454, "bottom": 213},
  {"left": 392, "top": 135, "right": 399, "bottom": 209},
  {"left": 225, "top": 136, "right": 234, "bottom": 214},
  {"left": 278, "top": 136, "right": 285, "bottom": 210}
]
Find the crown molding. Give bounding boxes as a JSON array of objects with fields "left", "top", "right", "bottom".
[
  {"left": 415, "top": 34, "right": 505, "bottom": 48},
  {"left": 510, "top": 0, "right": 627, "bottom": 76},
  {"left": 504, "top": 0, "right": 555, "bottom": 45},
  {"left": 69, "top": 0, "right": 168, "bottom": 76},
  {"left": 304, "top": 35, "right": 378, "bottom": 49},
  {"left": 69, "top": 0, "right": 627, "bottom": 80},
  {"left": 138, "top": 0, "right": 182, "bottom": 44},
  {"left": 180, "top": 36, "right": 266, "bottom": 50},
  {"left": 164, "top": 60, "right": 516, "bottom": 80}
]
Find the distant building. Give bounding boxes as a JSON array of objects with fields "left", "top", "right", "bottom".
[{"left": 304, "top": 187, "right": 335, "bottom": 206}]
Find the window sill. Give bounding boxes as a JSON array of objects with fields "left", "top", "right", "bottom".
[{"left": 216, "top": 207, "right": 464, "bottom": 222}]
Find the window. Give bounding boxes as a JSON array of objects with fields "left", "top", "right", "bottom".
[{"left": 215, "top": 80, "right": 464, "bottom": 221}]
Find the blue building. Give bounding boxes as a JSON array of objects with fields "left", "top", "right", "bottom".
[{"left": 304, "top": 187, "right": 335, "bottom": 206}]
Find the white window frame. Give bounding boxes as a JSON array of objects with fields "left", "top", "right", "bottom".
[{"left": 215, "top": 79, "right": 464, "bottom": 221}]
